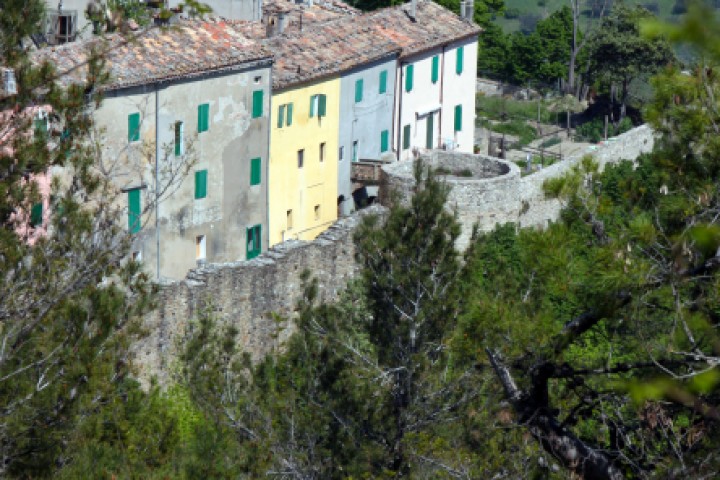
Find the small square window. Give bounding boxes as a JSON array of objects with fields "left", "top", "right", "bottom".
[
  {"left": 298, "top": 149, "right": 304, "bottom": 168},
  {"left": 314, "top": 204, "right": 321, "bottom": 221},
  {"left": 196, "top": 235, "right": 206, "bottom": 260},
  {"left": 320, "top": 142, "right": 326, "bottom": 162},
  {"left": 254, "top": 76, "right": 262, "bottom": 84},
  {"left": 132, "top": 250, "right": 142, "bottom": 262}
]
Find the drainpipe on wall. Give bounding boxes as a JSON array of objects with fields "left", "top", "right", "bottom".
[
  {"left": 265, "top": 66, "right": 272, "bottom": 251},
  {"left": 396, "top": 61, "right": 404, "bottom": 160},
  {"left": 439, "top": 45, "right": 445, "bottom": 149},
  {"left": 155, "top": 83, "right": 160, "bottom": 280}
]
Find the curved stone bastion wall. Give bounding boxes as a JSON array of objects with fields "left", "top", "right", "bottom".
[
  {"left": 380, "top": 151, "right": 520, "bottom": 251},
  {"left": 381, "top": 124, "right": 656, "bottom": 251}
]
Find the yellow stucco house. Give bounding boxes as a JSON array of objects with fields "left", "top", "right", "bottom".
[{"left": 269, "top": 78, "right": 340, "bottom": 246}]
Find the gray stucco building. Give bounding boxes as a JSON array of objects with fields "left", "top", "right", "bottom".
[
  {"left": 36, "top": 20, "right": 273, "bottom": 280},
  {"left": 338, "top": 55, "right": 398, "bottom": 215}
]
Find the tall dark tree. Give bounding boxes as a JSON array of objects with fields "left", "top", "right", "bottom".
[
  {"left": 587, "top": 4, "right": 675, "bottom": 122},
  {"left": 0, "top": 0, "right": 158, "bottom": 475}
]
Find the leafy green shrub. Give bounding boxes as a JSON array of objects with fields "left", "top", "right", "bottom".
[
  {"left": 504, "top": 7, "right": 520, "bottom": 19},
  {"left": 476, "top": 95, "right": 554, "bottom": 123},
  {"left": 490, "top": 120, "right": 537, "bottom": 146},
  {"left": 575, "top": 117, "right": 635, "bottom": 143},
  {"left": 539, "top": 136, "right": 561, "bottom": 148}
]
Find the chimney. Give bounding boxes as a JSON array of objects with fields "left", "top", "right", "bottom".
[
  {"left": 465, "top": 1, "right": 474, "bottom": 21},
  {"left": 409, "top": 0, "right": 416, "bottom": 21}
]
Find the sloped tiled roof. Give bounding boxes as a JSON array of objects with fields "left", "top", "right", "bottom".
[
  {"left": 33, "top": 20, "right": 272, "bottom": 91},
  {"left": 367, "top": 1, "right": 481, "bottom": 58},
  {"left": 267, "top": 20, "right": 400, "bottom": 90},
  {"left": 264, "top": 0, "right": 479, "bottom": 90}
]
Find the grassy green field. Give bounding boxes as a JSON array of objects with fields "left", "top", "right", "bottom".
[{"left": 495, "top": 0, "right": 719, "bottom": 33}]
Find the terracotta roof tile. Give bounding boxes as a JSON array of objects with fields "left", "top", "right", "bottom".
[
  {"left": 33, "top": 20, "right": 272, "bottom": 91},
  {"left": 265, "top": 0, "right": 479, "bottom": 90}
]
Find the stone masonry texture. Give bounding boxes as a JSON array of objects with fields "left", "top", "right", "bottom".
[{"left": 135, "top": 125, "right": 654, "bottom": 385}]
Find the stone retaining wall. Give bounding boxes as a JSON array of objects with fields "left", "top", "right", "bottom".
[
  {"left": 133, "top": 205, "right": 386, "bottom": 386},
  {"left": 381, "top": 124, "right": 656, "bottom": 250}
]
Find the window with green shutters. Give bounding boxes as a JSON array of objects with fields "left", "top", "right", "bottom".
[
  {"left": 431, "top": 55, "right": 439, "bottom": 84},
  {"left": 405, "top": 64, "right": 414, "bottom": 92},
  {"left": 287, "top": 102, "right": 293, "bottom": 126},
  {"left": 195, "top": 170, "right": 207, "bottom": 199},
  {"left": 403, "top": 124, "right": 411, "bottom": 150},
  {"left": 174, "top": 121, "right": 184, "bottom": 156},
  {"left": 278, "top": 103, "right": 294, "bottom": 127},
  {"left": 380, "top": 129, "right": 389, "bottom": 153},
  {"left": 128, "top": 112, "right": 140, "bottom": 142},
  {"left": 456, "top": 46, "right": 464, "bottom": 74},
  {"left": 454, "top": 104, "right": 462, "bottom": 132},
  {"left": 318, "top": 94, "right": 327, "bottom": 117},
  {"left": 128, "top": 189, "right": 141, "bottom": 234},
  {"left": 252, "top": 89, "right": 263, "bottom": 118},
  {"left": 30, "top": 202, "right": 43, "bottom": 227},
  {"left": 311, "top": 94, "right": 327, "bottom": 117},
  {"left": 246, "top": 224, "right": 261, "bottom": 259},
  {"left": 34, "top": 117, "right": 47, "bottom": 136},
  {"left": 250, "top": 157, "right": 261, "bottom": 185},
  {"left": 379, "top": 70, "right": 387, "bottom": 94},
  {"left": 197, "top": 104, "right": 209, "bottom": 133},
  {"left": 355, "top": 78, "right": 363, "bottom": 103},
  {"left": 277, "top": 104, "right": 285, "bottom": 128}
]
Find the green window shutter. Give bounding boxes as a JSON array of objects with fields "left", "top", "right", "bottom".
[
  {"left": 379, "top": 70, "right": 387, "bottom": 94},
  {"left": 431, "top": 55, "right": 439, "bottom": 84},
  {"left": 252, "top": 89, "right": 264, "bottom": 118},
  {"left": 128, "top": 112, "right": 140, "bottom": 142},
  {"left": 355, "top": 78, "right": 363, "bottom": 103},
  {"left": 309, "top": 95, "right": 316, "bottom": 118},
  {"left": 318, "top": 94, "right": 327, "bottom": 117},
  {"left": 287, "top": 103, "right": 294, "bottom": 126},
  {"left": 246, "top": 224, "right": 261, "bottom": 259},
  {"left": 456, "top": 46, "right": 464, "bottom": 74},
  {"left": 30, "top": 202, "right": 43, "bottom": 227},
  {"left": 198, "top": 104, "right": 209, "bottom": 133},
  {"left": 454, "top": 104, "right": 462, "bottom": 132},
  {"left": 405, "top": 64, "right": 414, "bottom": 92},
  {"left": 403, "top": 124, "right": 411, "bottom": 150},
  {"left": 195, "top": 170, "right": 207, "bottom": 199},
  {"left": 174, "top": 121, "right": 184, "bottom": 156},
  {"left": 128, "top": 189, "right": 141, "bottom": 234},
  {"left": 34, "top": 118, "right": 47, "bottom": 136},
  {"left": 426, "top": 114, "right": 434, "bottom": 149},
  {"left": 380, "top": 129, "right": 389, "bottom": 153},
  {"left": 277, "top": 104, "right": 285, "bottom": 128},
  {"left": 250, "top": 157, "right": 261, "bottom": 186}
]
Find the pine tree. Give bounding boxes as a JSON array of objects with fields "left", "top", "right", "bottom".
[{"left": 0, "top": 1, "right": 155, "bottom": 475}]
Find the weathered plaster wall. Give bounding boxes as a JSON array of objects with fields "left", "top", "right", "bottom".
[
  {"left": 95, "top": 64, "right": 271, "bottom": 280},
  {"left": 269, "top": 79, "right": 340, "bottom": 247},
  {"left": 338, "top": 55, "right": 398, "bottom": 215},
  {"left": 395, "top": 38, "right": 477, "bottom": 161},
  {"left": 134, "top": 205, "right": 385, "bottom": 386},
  {"left": 382, "top": 124, "right": 657, "bottom": 250}
]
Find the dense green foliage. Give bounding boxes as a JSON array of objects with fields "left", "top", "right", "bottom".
[{"left": 575, "top": 116, "right": 633, "bottom": 142}]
